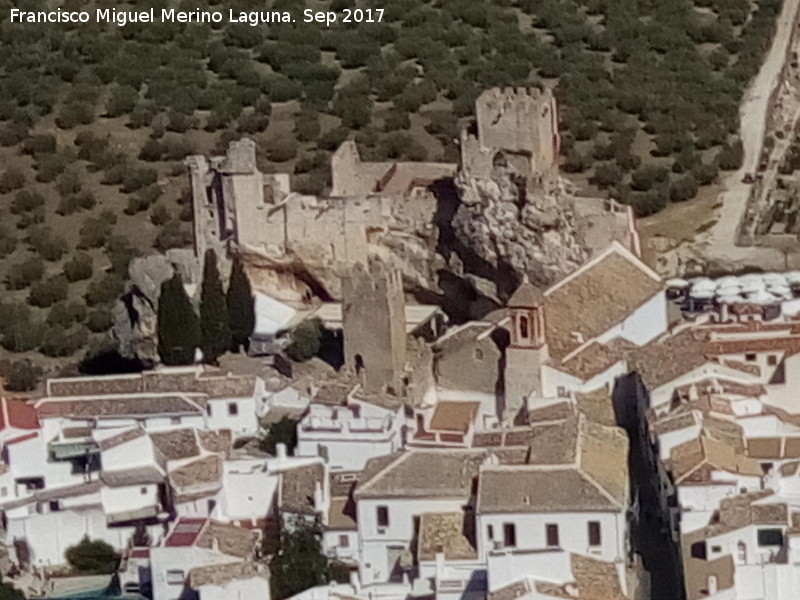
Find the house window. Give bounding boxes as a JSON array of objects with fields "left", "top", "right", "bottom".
[
  {"left": 170, "top": 417, "right": 181, "bottom": 425},
  {"left": 377, "top": 506, "right": 389, "bottom": 528},
  {"left": 166, "top": 570, "right": 185, "bottom": 585},
  {"left": 757, "top": 529, "right": 783, "bottom": 547},
  {"left": 487, "top": 525, "right": 494, "bottom": 540},
  {"left": 588, "top": 521, "right": 601, "bottom": 547},
  {"left": 339, "top": 535, "right": 350, "bottom": 548},
  {"left": 745, "top": 353, "right": 757, "bottom": 362},
  {"left": 503, "top": 523, "right": 516, "bottom": 548},
  {"left": 140, "top": 487, "right": 147, "bottom": 495},
  {"left": 475, "top": 348, "right": 484, "bottom": 361},
  {"left": 557, "top": 386, "right": 568, "bottom": 398},
  {"left": 0, "top": 487, "right": 6, "bottom": 498},
  {"left": 227, "top": 402, "right": 238, "bottom": 416},
  {"left": 768, "top": 355, "right": 777, "bottom": 366},
  {"left": 206, "top": 404, "right": 212, "bottom": 416},
  {"left": 49, "top": 500, "right": 61, "bottom": 512},
  {"left": 546, "top": 524, "right": 559, "bottom": 547},
  {"left": 711, "top": 545, "right": 721, "bottom": 553},
  {"left": 519, "top": 316, "right": 529, "bottom": 339}
]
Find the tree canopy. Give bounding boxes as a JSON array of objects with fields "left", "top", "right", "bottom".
[
  {"left": 157, "top": 273, "right": 199, "bottom": 366},
  {"left": 200, "top": 249, "right": 231, "bottom": 363},
  {"left": 226, "top": 255, "right": 255, "bottom": 352}
]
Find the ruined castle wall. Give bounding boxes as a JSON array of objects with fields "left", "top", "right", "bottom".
[
  {"left": 331, "top": 140, "right": 373, "bottom": 196},
  {"left": 281, "top": 195, "right": 385, "bottom": 266}
]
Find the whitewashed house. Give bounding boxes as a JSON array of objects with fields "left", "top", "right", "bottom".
[
  {"left": 296, "top": 384, "right": 405, "bottom": 471},
  {"left": 149, "top": 518, "right": 263, "bottom": 600}
]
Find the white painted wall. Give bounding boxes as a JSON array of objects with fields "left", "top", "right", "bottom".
[
  {"left": 357, "top": 498, "right": 468, "bottom": 585},
  {"left": 150, "top": 545, "right": 239, "bottom": 600},
  {"left": 197, "top": 575, "right": 270, "bottom": 600},
  {"left": 477, "top": 511, "right": 626, "bottom": 563},
  {"left": 5, "top": 507, "right": 160, "bottom": 566},
  {"left": 208, "top": 396, "right": 259, "bottom": 438},
  {"left": 596, "top": 293, "right": 668, "bottom": 348}
]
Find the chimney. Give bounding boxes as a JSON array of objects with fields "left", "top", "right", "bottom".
[
  {"left": 313, "top": 480, "right": 323, "bottom": 509},
  {"left": 276, "top": 443, "right": 287, "bottom": 460}
]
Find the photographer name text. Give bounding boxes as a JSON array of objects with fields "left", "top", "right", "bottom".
[{"left": 10, "top": 7, "right": 384, "bottom": 27}]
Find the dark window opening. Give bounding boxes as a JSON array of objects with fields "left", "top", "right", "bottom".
[
  {"left": 377, "top": 506, "right": 389, "bottom": 528},
  {"left": 546, "top": 523, "right": 559, "bottom": 547},
  {"left": 588, "top": 521, "right": 601, "bottom": 546},
  {"left": 757, "top": 529, "right": 783, "bottom": 547},
  {"left": 227, "top": 402, "right": 238, "bottom": 416},
  {"left": 745, "top": 353, "right": 757, "bottom": 362},
  {"left": 503, "top": 523, "right": 516, "bottom": 547},
  {"left": 768, "top": 354, "right": 778, "bottom": 366}
]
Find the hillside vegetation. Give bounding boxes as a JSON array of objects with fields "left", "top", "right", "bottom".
[{"left": 0, "top": 0, "right": 782, "bottom": 380}]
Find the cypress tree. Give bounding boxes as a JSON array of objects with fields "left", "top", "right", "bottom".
[
  {"left": 157, "top": 273, "right": 199, "bottom": 366},
  {"left": 226, "top": 254, "right": 255, "bottom": 352},
  {"left": 200, "top": 249, "right": 231, "bottom": 363}
]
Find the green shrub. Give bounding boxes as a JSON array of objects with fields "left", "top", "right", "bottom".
[
  {"left": 631, "top": 165, "right": 670, "bottom": 191},
  {"left": 22, "top": 134, "right": 57, "bottom": 156},
  {"left": 64, "top": 253, "right": 94, "bottom": 282},
  {"left": 65, "top": 537, "right": 119, "bottom": 574},
  {"left": 40, "top": 326, "right": 88, "bottom": 358},
  {"left": 85, "top": 273, "right": 125, "bottom": 307},
  {"left": 286, "top": 319, "right": 323, "bottom": 362},
  {"left": 86, "top": 308, "right": 114, "bottom": 333},
  {"left": 78, "top": 217, "right": 112, "bottom": 249},
  {"left": 47, "top": 301, "right": 88, "bottom": 328},
  {"left": 0, "top": 168, "right": 25, "bottom": 194},
  {"left": 121, "top": 167, "right": 158, "bottom": 194},
  {"left": 150, "top": 205, "right": 171, "bottom": 226},
  {"left": 670, "top": 175, "right": 700, "bottom": 202},
  {"left": 11, "top": 190, "right": 45, "bottom": 214},
  {"left": 717, "top": 139, "right": 744, "bottom": 170},
  {"left": 29, "top": 276, "right": 69, "bottom": 308},
  {"left": 0, "top": 359, "right": 43, "bottom": 392},
  {"left": 266, "top": 138, "right": 298, "bottom": 163}
]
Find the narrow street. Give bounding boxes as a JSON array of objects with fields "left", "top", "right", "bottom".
[{"left": 628, "top": 440, "right": 685, "bottom": 600}]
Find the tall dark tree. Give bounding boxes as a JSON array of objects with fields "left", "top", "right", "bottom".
[
  {"left": 269, "top": 519, "right": 331, "bottom": 600},
  {"left": 226, "top": 255, "right": 255, "bottom": 351},
  {"left": 157, "top": 273, "right": 199, "bottom": 366},
  {"left": 200, "top": 249, "right": 231, "bottom": 363}
]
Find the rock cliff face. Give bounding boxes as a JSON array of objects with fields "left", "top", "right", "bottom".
[
  {"left": 112, "top": 249, "right": 197, "bottom": 364},
  {"left": 452, "top": 171, "right": 588, "bottom": 286}
]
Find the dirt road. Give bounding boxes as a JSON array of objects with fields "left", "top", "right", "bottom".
[{"left": 666, "top": 0, "right": 800, "bottom": 273}]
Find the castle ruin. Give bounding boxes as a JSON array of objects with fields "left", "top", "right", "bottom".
[{"left": 188, "top": 86, "right": 639, "bottom": 299}]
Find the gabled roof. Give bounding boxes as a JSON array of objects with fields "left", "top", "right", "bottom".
[
  {"left": 669, "top": 436, "right": 762, "bottom": 483},
  {"left": 544, "top": 242, "right": 662, "bottom": 360},
  {"left": 477, "top": 416, "right": 629, "bottom": 513},
  {"left": 355, "top": 450, "right": 488, "bottom": 500}
]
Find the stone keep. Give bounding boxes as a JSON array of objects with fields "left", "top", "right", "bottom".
[
  {"left": 342, "top": 260, "right": 407, "bottom": 394},
  {"left": 461, "top": 87, "right": 560, "bottom": 191},
  {"left": 503, "top": 278, "right": 549, "bottom": 422}
]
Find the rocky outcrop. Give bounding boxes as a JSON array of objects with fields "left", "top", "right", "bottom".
[
  {"left": 452, "top": 171, "right": 588, "bottom": 286},
  {"left": 112, "top": 249, "right": 197, "bottom": 364}
]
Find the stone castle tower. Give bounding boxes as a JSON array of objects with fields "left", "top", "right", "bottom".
[
  {"left": 503, "top": 277, "right": 549, "bottom": 423},
  {"left": 460, "top": 87, "right": 560, "bottom": 193},
  {"left": 341, "top": 259, "right": 407, "bottom": 395}
]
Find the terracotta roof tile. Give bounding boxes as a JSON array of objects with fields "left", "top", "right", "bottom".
[{"left": 544, "top": 244, "right": 661, "bottom": 360}]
